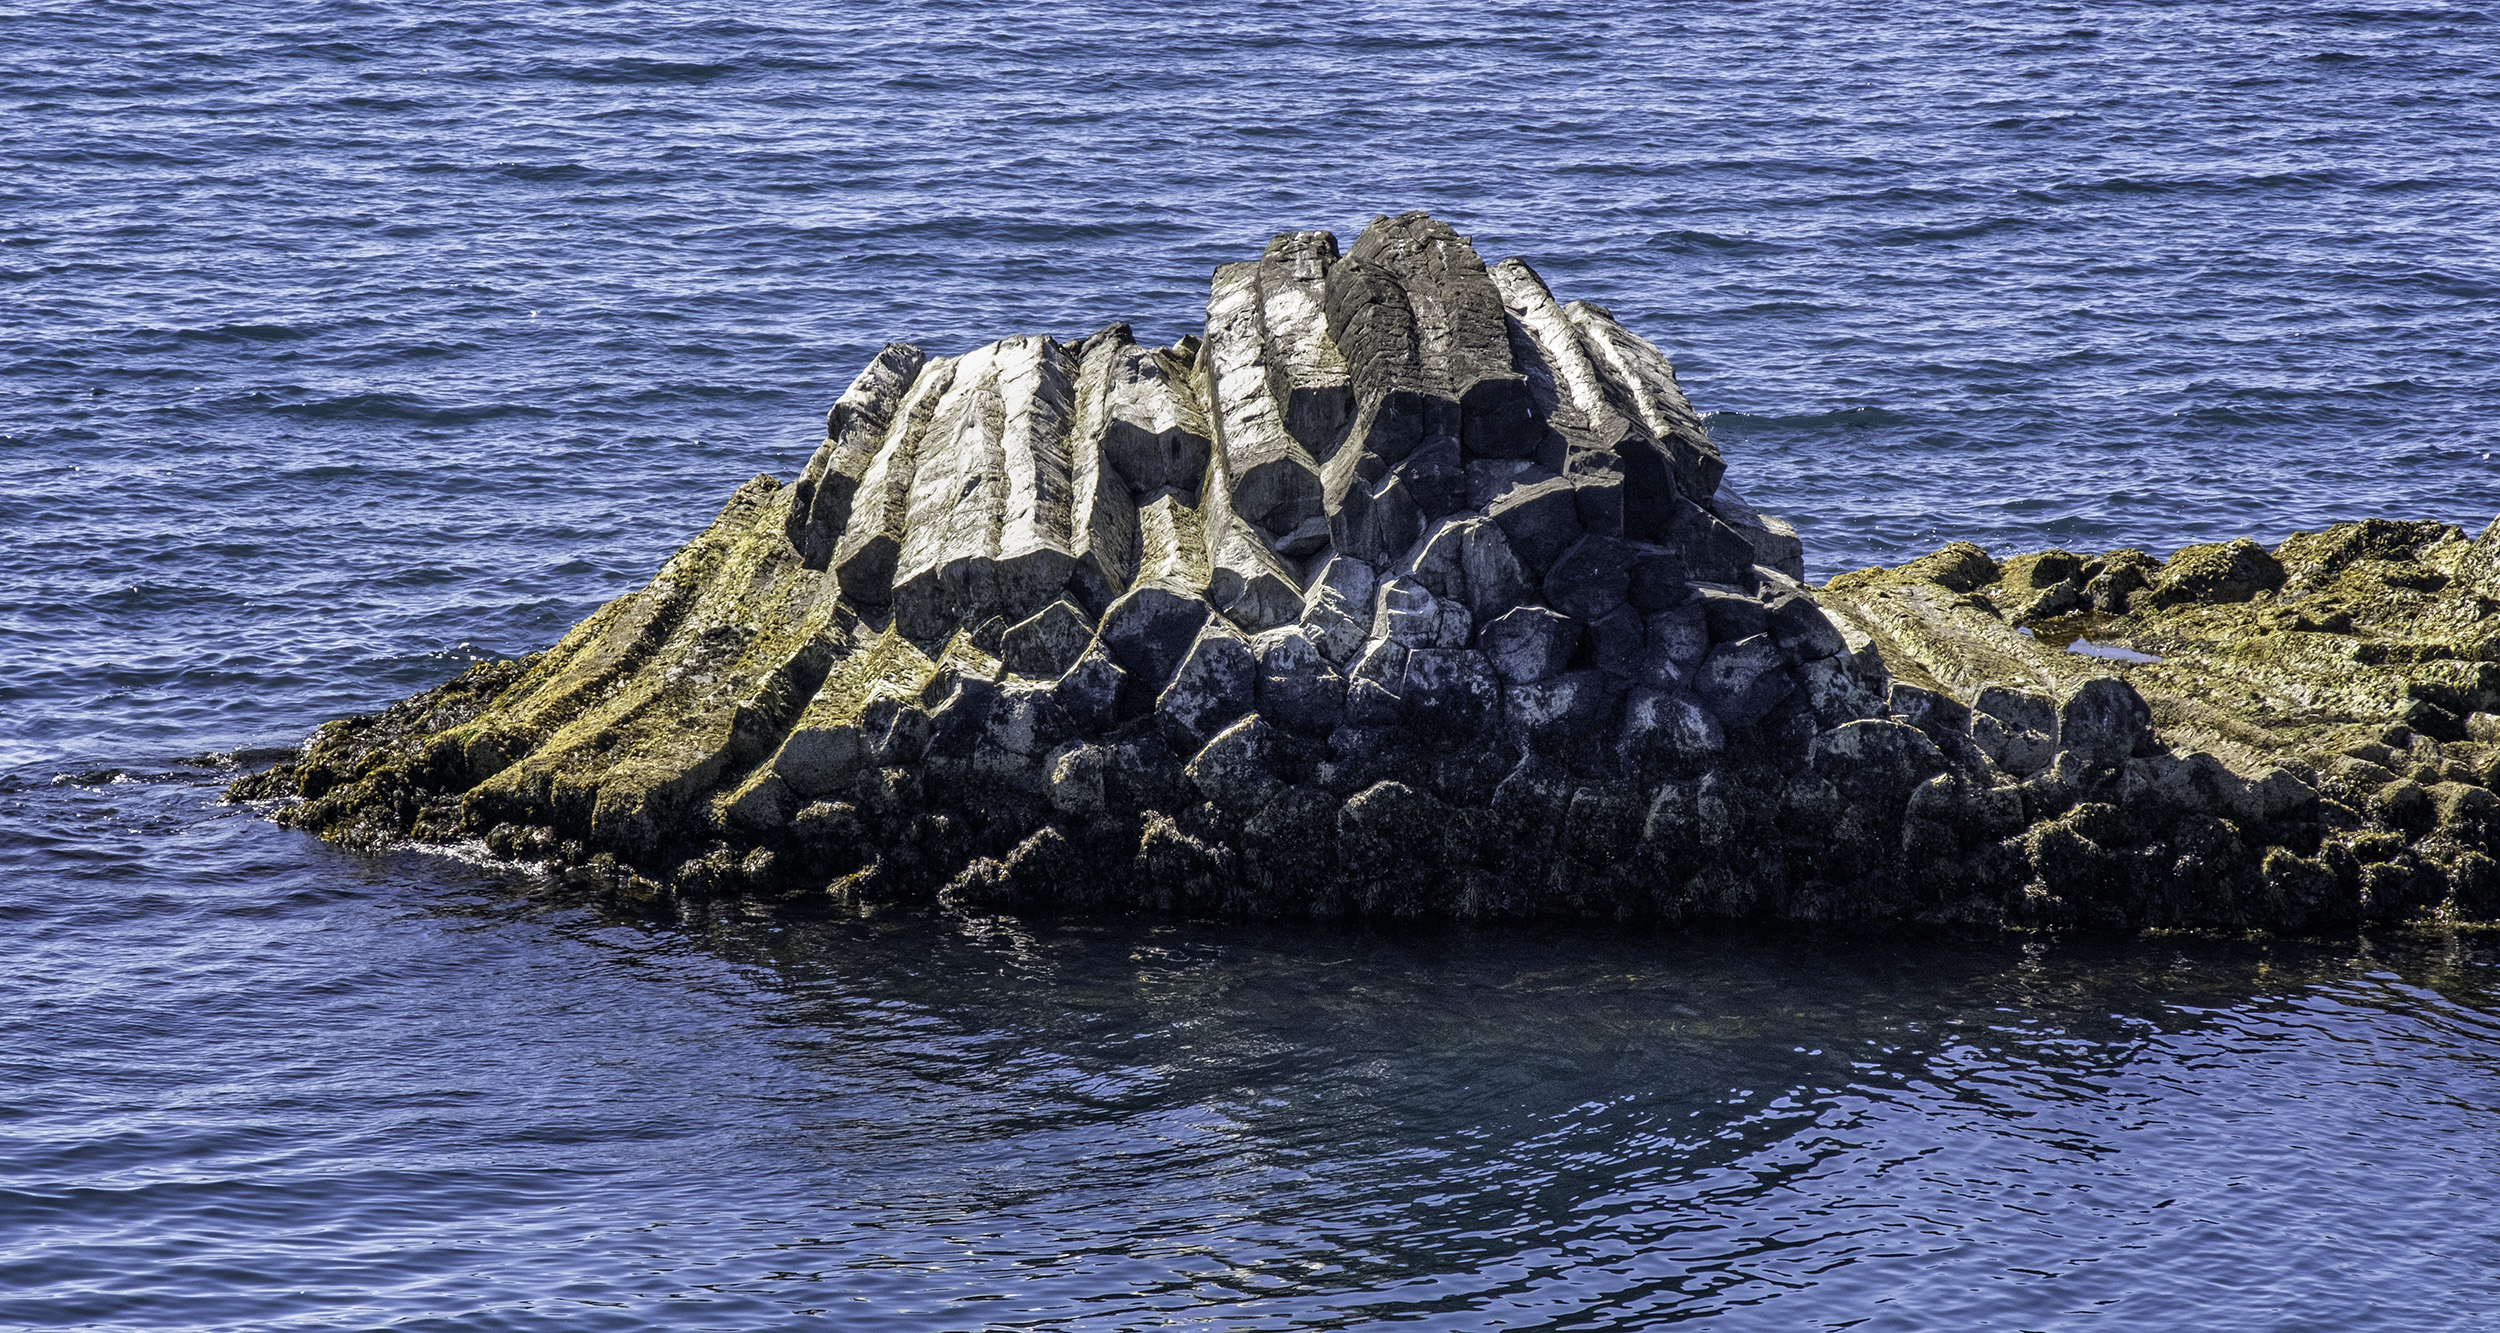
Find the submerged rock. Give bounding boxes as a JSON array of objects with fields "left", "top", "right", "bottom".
[{"left": 229, "top": 213, "right": 2500, "bottom": 930}]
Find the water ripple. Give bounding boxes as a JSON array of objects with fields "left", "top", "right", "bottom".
[{"left": 6, "top": 0, "right": 2500, "bottom": 1326}]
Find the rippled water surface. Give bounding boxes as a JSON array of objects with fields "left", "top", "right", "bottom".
[{"left": 7, "top": 0, "right": 2500, "bottom": 1327}]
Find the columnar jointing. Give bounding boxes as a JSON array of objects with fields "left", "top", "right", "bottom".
[
  {"left": 236, "top": 211, "right": 2500, "bottom": 930},
  {"left": 794, "top": 214, "right": 1777, "bottom": 662}
]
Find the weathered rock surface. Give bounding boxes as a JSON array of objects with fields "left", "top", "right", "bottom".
[
  {"left": 228, "top": 213, "right": 2500, "bottom": 931},
  {"left": 1818, "top": 518, "right": 2500, "bottom": 926}
]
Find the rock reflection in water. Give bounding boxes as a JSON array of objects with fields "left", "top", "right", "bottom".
[{"left": 610, "top": 904, "right": 2500, "bottom": 1329}]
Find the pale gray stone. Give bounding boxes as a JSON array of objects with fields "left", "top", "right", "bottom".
[
  {"left": 788, "top": 342, "right": 927, "bottom": 569},
  {"left": 1504, "top": 670, "right": 1616, "bottom": 750},
  {"left": 1372, "top": 577, "right": 1444, "bottom": 646},
  {"left": 1001, "top": 599, "right": 1096, "bottom": 678},
  {"left": 1186, "top": 714, "right": 1284, "bottom": 810},
  {"left": 1542, "top": 534, "right": 1632, "bottom": 622},
  {"left": 1971, "top": 710, "right": 2056, "bottom": 778},
  {"left": 1693, "top": 634, "right": 1790, "bottom": 728},
  {"left": 1156, "top": 620, "right": 1259, "bottom": 750},
  {"left": 1401, "top": 648, "right": 1499, "bottom": 734},
  {"left": 1621, "top": 687, "right": 1725, "bottom": 764},
  {"left": 1711, "top": 480, "right": 1805, "bottom": 581},
  {"left": 1765, "top": 591, "right": 1847, "bottom": 663},
  {"left": 1480, "top": 606, "right": 1579, "bottom": 685},
  {"left": 1640, "top": 602, "right": 1709, "bottom": 690},
  {"left": 2056, "top": 675, "right": 2153, "bottom": 767},
  {"left": 1047, "top": 742, "right": 1108, "bottom": 815},
  {"left": 1053, "top": 642, "right": 1125, "bottom": 732},
  {"left": 1256, "top": 625, "right": 1349, "bottom": 735}
]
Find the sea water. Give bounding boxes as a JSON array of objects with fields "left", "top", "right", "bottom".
[{"left": 6, "top": 2, "right": 2500, "bottom": 1327}]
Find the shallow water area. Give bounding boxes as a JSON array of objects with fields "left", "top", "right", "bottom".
[{"left": 8, "top": 0, "right": 2500, "bottom": 1326}]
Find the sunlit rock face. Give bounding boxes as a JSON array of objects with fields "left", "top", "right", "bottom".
[{"left": 231, "top": 213, "right": 2500, "bottom": 931}]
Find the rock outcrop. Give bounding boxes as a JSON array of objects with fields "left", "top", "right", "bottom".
[
  {"left": 1816, "top": 522, "right": 2500, "bottom": 926},
  {"left": 228, "top": 213, "right": 2500, "bottom": 930}
]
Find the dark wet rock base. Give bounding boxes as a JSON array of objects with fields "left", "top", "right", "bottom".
[{"left": 229, "top": 215, "right": 2500, "bottom": 931}]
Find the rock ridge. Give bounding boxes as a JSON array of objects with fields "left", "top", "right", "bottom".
[{"left": 229, "top": 212, "right": 2500, "bottom": 930}]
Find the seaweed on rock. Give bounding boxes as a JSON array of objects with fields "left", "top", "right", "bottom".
[{"left": 228, "top": 212, "right": 2500, "bottom": 929}]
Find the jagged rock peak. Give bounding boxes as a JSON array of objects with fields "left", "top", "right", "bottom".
[{"left": 781, "top": 212, "right": 1800, "bottom": 656}]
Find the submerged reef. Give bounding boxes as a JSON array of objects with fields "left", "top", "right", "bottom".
[{"left": 229, "top": 213, "right": 2500, "bottom": 930}]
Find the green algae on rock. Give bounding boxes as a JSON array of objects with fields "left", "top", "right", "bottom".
[
  {"left": 1819, "top": 516, "right": 2500, "bottom": 926},
  {"left": 229, "top": 213, "right": 2500, "bottom": 930}
]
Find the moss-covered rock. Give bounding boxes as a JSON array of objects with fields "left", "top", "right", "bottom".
[{"left": 1816, "top": 512, "right": 2500, "bottom": 927}]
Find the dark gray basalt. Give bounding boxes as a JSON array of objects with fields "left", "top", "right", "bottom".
[{"left": 230, "top": 213, "right": 2500, "bottom": 930}]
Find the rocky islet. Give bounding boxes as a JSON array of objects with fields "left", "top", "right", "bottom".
[{"left": 229, "top": 213, "right": 2500, "bottom": 930}]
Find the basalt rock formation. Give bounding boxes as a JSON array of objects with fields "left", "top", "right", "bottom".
[
  {"left": 1817, "top": 522, "right": 2500, "bottom": 926},
  {"left": 230, "top": 213, "right": 2500, "bottom": 930}
]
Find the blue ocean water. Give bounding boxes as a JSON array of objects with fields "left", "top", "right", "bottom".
[{"left": 5, "top": 1, "right": 2500, "bottom": 1327}]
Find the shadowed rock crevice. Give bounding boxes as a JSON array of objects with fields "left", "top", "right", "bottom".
[{"left": 229, "top": 212, "right": 2500, "bottom": 931}]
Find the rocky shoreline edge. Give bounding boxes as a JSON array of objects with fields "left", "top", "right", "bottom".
[{"left": 228, "top": 214, "right": 2500, "bottom": 931}]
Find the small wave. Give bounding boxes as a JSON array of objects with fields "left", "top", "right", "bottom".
[
  {"left": 418, "top": 642, "right": 510, "bottom": 666},
  {"left": 1649, "top": 229, "right": 1788, "bottom": 257},
  {"left": 2169, "top": 403, "right": 2287, "bottom": 428},
  {"left": 2236, "top": 168, "right": 2360, "bottom": 189},
  {"left": 181, "top": 746, "right": 300, "bottom": 771},
  {"left": 519, "top": 57, "right": 741, "bottom": 85},
  {"left": 1864, "top": 216, "right": 2039, "bottom": 246},
  {"left": 350, "top": 642, "right": 513, "bottom": 688},
  {"left": 377, "top": 566, "right": 476, "bottom": 590},
  {"left": 2399, "top": 270, "right": 2500, "bottom": 299},
  {"left": 1708, "top": 406, "right": 1912, "bottom": 431},
  {"left": 622, "top": 383, "right": 787, "bottom": 405},
  {"left": 678, "top": 18, "right": 788, "bottom": 39},
  {"left": 153, "top": 323, "right": 315, "bottom": 345},
  {"left": 490, "top": 161, "right": 596, "bottom": 183},
  {"left": 2052, "top": 175, "right": 2209, "bottom": 199},
  {"left": 266, "top": 394, "right": 557, "bottom": 426},
  {"left": 376, "top": 341, "right": 483, "bottom": 362},
  {"left": 2320, "top": 7, "right": 2489, "bottom": 21},
  {"left": 96, "top": 582, "right": 248, "bottom": 613},
  {"left": 281, "top": 462, "right": 368, "bottom": 482},
  {"left": 330, "top": 95, "right": 428, "bottom": 113}
]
